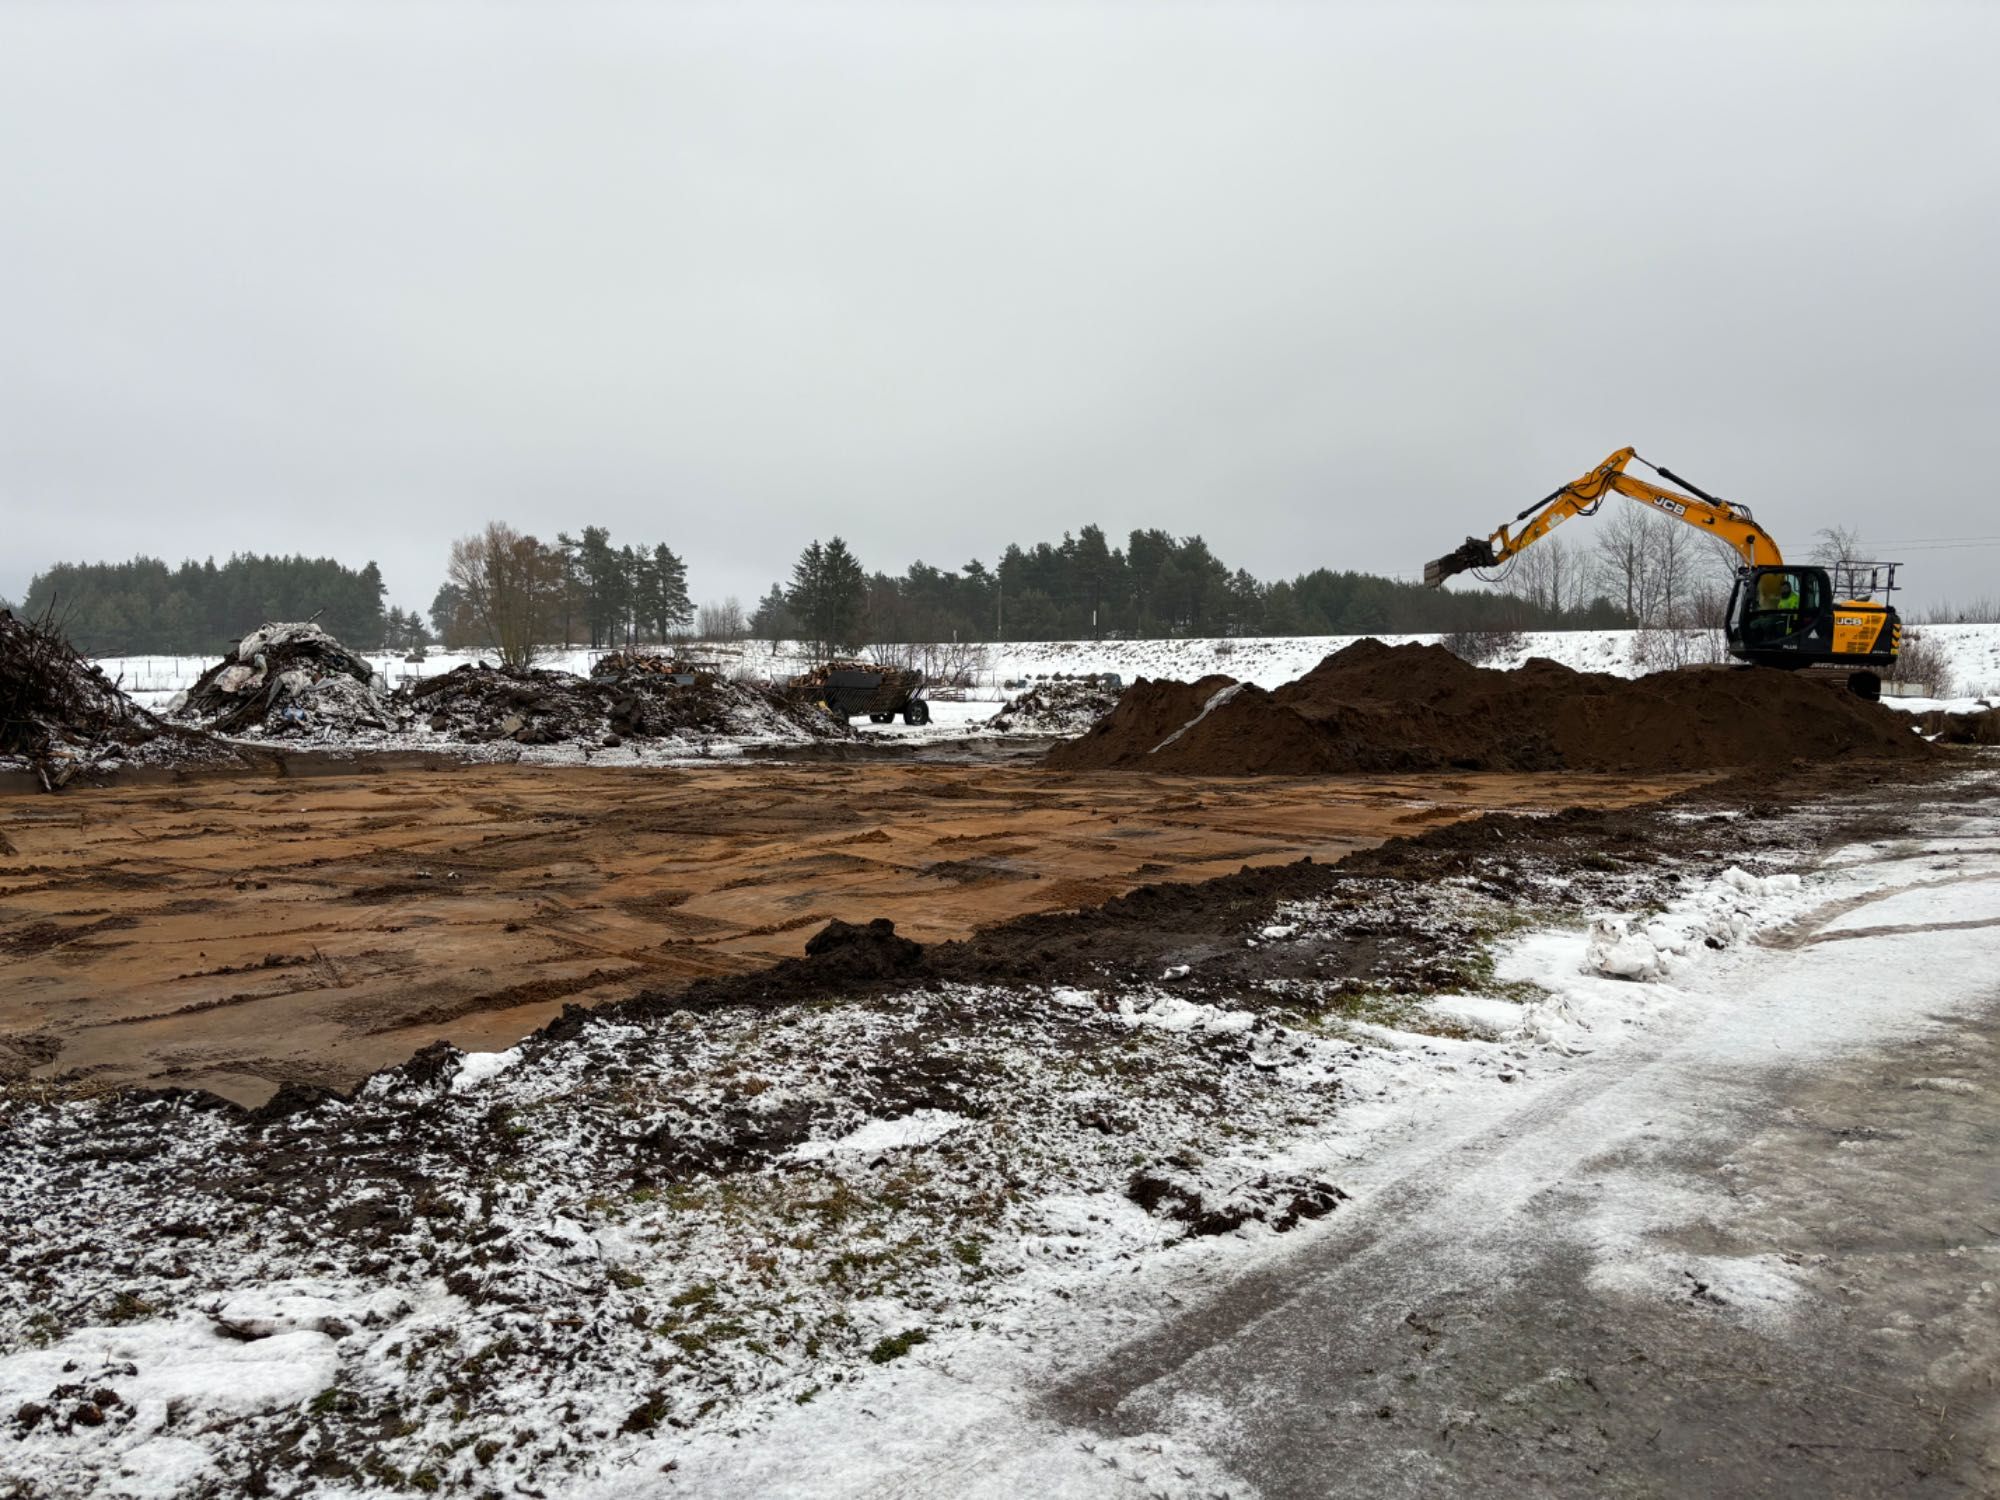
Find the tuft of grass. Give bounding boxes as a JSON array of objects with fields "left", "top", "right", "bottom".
[
  {"left": 104, "top": 1290, "right": 155, "bottom": 1324},
  {"left": 867, "top": 1328, "right": 930, "bottom": 1365}
]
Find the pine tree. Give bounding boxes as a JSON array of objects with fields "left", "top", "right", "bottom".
[
  {"left": 749, "top": 584, "right": 795, "bottom": 644},
  {"left": 650, "top": 544, "right": 692, "bottom": 639},
  {"left": 788, "top": 542, "right": 829, "bottom": 661},
  {"left": 821, "top": 537, "right": 866, "bottom": 651}
]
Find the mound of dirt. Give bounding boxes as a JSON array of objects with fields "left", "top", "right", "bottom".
[
  {"left": 985, "top": 680, "right": 1125, "bottom": 735},
  {"left": 175, "top": 622, "right": 392, "bottom": 736},
  {"left": 1046, "top": 639, "right": 1932, "bottom": 776},
  {"left": 406, "top": 663, "right": 853, "bottom": 747}
]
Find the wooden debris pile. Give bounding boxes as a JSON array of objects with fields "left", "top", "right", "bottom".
[{"left": 0, "top": 609, "right": 220, "bottom": 789}]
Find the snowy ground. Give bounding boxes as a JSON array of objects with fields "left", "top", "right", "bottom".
[
  {"left": 4, "top": 763, "right": 1994, "bottom": 1496},
  {"left": 96, "top": 622, "right": 2000, "bottom": 722}
]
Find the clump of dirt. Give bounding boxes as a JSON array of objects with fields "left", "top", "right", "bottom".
[
  {"left": 985, "top": 680, "right": 1125, "bottom": 735},
  {"left": 1, "top": 608, "right": 228, "bottom": 789},
  {"left": 1128, "top": 1166, "right": 1347, "bottom": 1237},
  {"left": 405, "top": 663, "right": 853, "bottom": 747},
  {"left": 1047, "top": 640, "right": 1932, "bottom": 775}
]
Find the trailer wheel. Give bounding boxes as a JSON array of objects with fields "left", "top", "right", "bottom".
[
  {"left": 869, "top": 712, "right": 894, "bottom": 724},
  {"left": 903, "top": 699, "right": 931, "bottom": 726}
]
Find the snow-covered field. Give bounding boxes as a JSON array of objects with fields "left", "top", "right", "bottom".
[
  {"left": 6, "top": 767, "right": 1996, "bottom": 1496},
  {"left": 96, "top": 621, "right": 2000, "bottom": 719}
]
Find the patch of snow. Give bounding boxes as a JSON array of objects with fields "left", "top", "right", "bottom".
[
  {"left": 789, "top": 1108, "right": 970, "bottom": 1161},
  {"left": 1150, "top": 680, "right": 1245, "bottom": 753},
  {"left": 450, "top": 1047, "right": 524, "bottom": 1092}
]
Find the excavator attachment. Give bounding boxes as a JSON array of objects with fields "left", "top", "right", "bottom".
[{"left": 1424, "top": 537, "right": 1496, "bottom": 588}]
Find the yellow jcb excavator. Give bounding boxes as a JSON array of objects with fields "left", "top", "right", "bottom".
[{"left": 1424, "top": 447, "right": 1902, "bottom": 698}]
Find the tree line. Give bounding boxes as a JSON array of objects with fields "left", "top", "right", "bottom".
[
  {"left": 749, "top": 524, "right": 1635, "bottom": 656},
  {"left": 21, "top": 504, "right": 1761, "bottom": 663},
  {"left": 17, "top": 555, "right": 388, "bottom": 656}
]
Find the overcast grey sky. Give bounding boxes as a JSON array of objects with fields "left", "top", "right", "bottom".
[{"left": 3, "top": 1, "right": 1996, "bottom": 617}]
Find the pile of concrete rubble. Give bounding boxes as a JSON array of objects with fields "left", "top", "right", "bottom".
[{"left": 172, "top": 622, "right": 393, "bottom": 736}]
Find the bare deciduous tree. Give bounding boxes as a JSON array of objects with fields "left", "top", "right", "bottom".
[
  {"left": 447, "top": 523, "right": 561, "bottom": 669},
  {"left": 1507, "top": 532, "right": 1588, "bottom": 619},
  {"left": 1595, "top": 506, "right": 1738, "bottom": 631},
  {"left": 1812, "top": 525, "right": 1866, "bottom": 564},
  {"left": 696, "top": 597, "right": 746, "bottom": 641}
]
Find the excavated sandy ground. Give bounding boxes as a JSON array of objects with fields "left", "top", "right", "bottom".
[{"left": 0, "top": 759, "right": 1706, "bottom": 1104}]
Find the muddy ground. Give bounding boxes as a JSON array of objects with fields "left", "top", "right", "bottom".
[
  {"left": 1, "top": 753, "right": 1980, "bottom": 1500},
  {"left": 0, "top": 757, "right": 1704, "bottom": 1103}
]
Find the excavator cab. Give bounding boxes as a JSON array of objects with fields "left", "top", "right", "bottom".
[
  {"left": 1727, "top": 566, "right": 1832, "bottom": 653},
  {"left": 1725, "top": 564, "right": 1899, "bottom": 698}
]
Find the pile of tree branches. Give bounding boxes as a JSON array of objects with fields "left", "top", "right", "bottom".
[{"left": 0, "top": 607, "right": 169, "bottom": 789}]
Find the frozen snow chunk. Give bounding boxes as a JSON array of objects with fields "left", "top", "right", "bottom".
[
  {"left": 1050, "top": 986, "right": 1096, "bottom": 1009},
  {"left": 1721, "top": 866, "right": 1802, "bottom": 895},
  {"left": 1161, "top": 963, "right": 1191, "bottom": 980},
  {"left": 1120, "top": 993, "right": 1256, "bottom": 1034},
  {"left": 213, "top": 1290, "right": 354, "bottom": 1340},
  {"left": 1586, "top": 917, "right": 1667, "bottom": 981},
  {"left": 789, "top": 1108, "right": 969, "bottom": 1162},
  {"left": 451, "top": 1047, "right": 523, "bottom": 1092},
  {"left": 1915, "top": 1076, "right": 1978, "bottom": 1094},
  {"left": 1260, "top": 924, "right": 1297, "bottom": 940}
]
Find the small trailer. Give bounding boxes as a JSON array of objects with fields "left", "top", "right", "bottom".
[{"left": 802, "top": 665, "right": 931, "bottom": 725}]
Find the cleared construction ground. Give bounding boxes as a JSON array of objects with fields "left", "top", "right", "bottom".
[{"left": 0, "top": 757, "right": 1706, "bottom": 1104}]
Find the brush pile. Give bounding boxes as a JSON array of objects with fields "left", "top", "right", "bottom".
[
  {"left": 0, "top": 609, "right": 222, "bottom": 789},
  {"left": 591, "top": 651, "right": 718, "bottom": 680},
  {"left": 986, "top": 679, "right": 1124, "bottom": 734},
  {"left": 174, "top": 622, "right": 393, "bottom": 737},
  {"left": 1048, "top": 639, "right": 1933, "bottom": 775}
]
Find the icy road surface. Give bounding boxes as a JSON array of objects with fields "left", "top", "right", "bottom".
[{"left": 652, "top": 784, "right": 2000, "bottom": 1499}]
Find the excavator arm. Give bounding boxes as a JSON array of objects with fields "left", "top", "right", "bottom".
[{"left": 1424, "top": 447, "right": 1784, "bottom": 587}]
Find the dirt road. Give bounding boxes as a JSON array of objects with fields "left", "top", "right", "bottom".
[
  {"left": 1035, "top": 800, "right": 2000, "bottom": 1498},
  {"left": 0, "top": 758, "right": 1700, "bottom": 1103}
]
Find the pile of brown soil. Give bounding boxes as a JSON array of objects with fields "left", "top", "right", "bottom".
[{"left": 1046, "top": 640, "right": 1932, "bottom": 775}]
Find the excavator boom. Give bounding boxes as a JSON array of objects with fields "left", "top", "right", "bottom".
[{"left": 1423, "top": 447, "right": 1783, "bottom": 586}]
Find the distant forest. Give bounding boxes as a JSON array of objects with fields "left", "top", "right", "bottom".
[
  {"left": 19, "top": 556, "right": 388, "bottom": 656},
  {"left": 756, "top": 525, "right": 1624, "bottom": 645},
  {"left": 21, "top": 523, "right": 1626, "bottom": 658}
]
